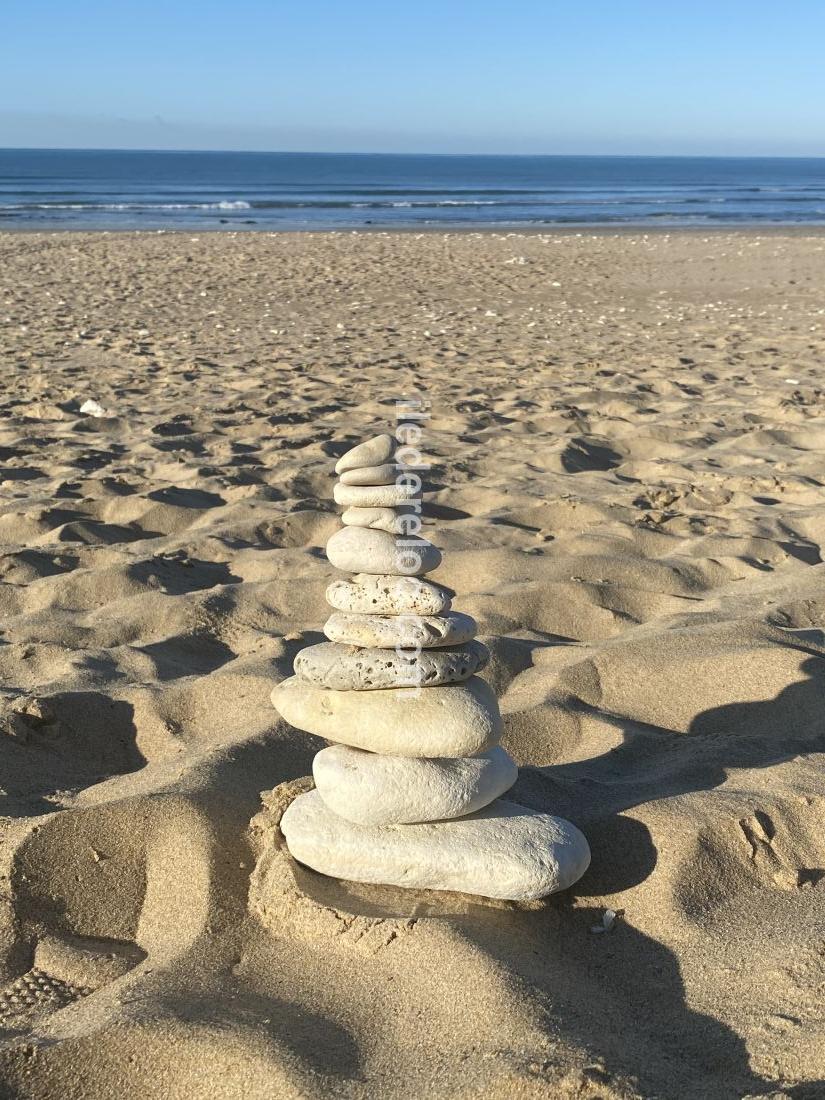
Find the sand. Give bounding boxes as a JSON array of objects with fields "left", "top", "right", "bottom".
[{"left": 0, "top": 227, "right": 824, "bottom": 1098}]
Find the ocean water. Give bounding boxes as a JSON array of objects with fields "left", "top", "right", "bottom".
[{"left": 1, "top": 149, "right": 824, "bottom": 231}]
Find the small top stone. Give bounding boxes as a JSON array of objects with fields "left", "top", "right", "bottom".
[{"left": 335, "top": 433, "right": 394, "bottom": 475}]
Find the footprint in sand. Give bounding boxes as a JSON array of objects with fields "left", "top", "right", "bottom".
[{"left": 0, "top": 935, "right": 144, "bottom": 1035}]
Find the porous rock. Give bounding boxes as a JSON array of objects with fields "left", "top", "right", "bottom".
[
  {"left": 326, "top": 573, "right": 452, "bottom": 615},
  {"left": 294, "top": 639, "right": 488, "bottom": 690},
  {"left": 324, "top": 610, "right": 476, "bottom": 649}
]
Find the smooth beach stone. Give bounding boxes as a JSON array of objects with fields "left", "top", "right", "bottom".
[
  {"left": 326, "top": 573, "right": 452, "bottom": 615},
  {"left": 342, "top": 506, "right": 403, "bottom": 535},
  {"left": 341, "top": 506, "right": 421, "bottom": 536},
  {"left": 313, "top": 744, "right": 518, "bottom": 825},
  {"left": 281, "top": 791, "right": 591, "bottom": 901},
  {"left": 326, "top": 526, "right": 441, "bottom": 576},
  {"left": 271, "top": 675, "right": 501, "bottom": 757},
  {"left": 334, "top": 482, "right": 419, "bottom": 508},
  {"left": 335, "top": 433, "right": 395, "bottom": 475},
  {"left": 294, "top": 639, "right": 489, "bottom": 690},
  {"left": 339, "top": 463, "right": 397, "bottom": 486},
  {"left": 324, "top": 610, "right": 476, "bottom": 649}
]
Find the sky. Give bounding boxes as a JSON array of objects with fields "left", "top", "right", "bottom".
[{"left": 1, "top": 0, "right": 824, "bottom": 155}]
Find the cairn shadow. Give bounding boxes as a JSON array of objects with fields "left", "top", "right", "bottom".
[{"left": 485, "top": 656, "right": 825, "bottom": 1098}]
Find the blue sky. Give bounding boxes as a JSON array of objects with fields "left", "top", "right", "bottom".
[{"left": 1, "top": 0, "right": 824, "bottom": 154}]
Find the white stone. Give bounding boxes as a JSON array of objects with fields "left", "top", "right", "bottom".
[
  {"left": 313, "top": 744, "right": 518, "bottom": 825},
  {"left": 339, "top": 463, "right": 397, "bottom": 486},
  {"left": 335, "top": 434, "right": 394, "bottom": 475},
  {"left": 326, "top": 526, "right": 441, "bottom": 576},
  {"left": 341, "top": 506, "right": 425, "bottom": 536},
  {"left": 271, "top": 675, "right": 501, "bottom": 757},
  {"left": 294, "top": 640, "right": 489, "bottom": 690},
  {"left": 324, "top": 610, "right": 476, "bottom": 649},
  {"left": 326, "top": 573, "right": 452, "bottom": 615},
  {"left": 341, "top": 507, "right": 404, "bottom": 535},
  {"left": 334, "top": 482, "right": 418, "bottom": 508},
  {"left": 281, "top": 791, "right": 591, "bottom": 901}
]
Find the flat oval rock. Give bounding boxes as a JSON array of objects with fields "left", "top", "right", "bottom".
[
  {"left": 341, "top": 507, "right": 416, "bottom": 535},
  {"left": 313, "top": 744, "right": 517, "bottom": 825},
  {"left": 335, "top": 433, "right": 395, "bottom": 475},
  {"left": 324, "top": 610, "right": 476, "bottom": 649},
  {"left": 281, "top": 791, "right": 591, "bottom": 901},
  {"left": 294, "top": 640, "right": 489, "bottom": 690},
  {"left": 326, "top": 574, "right": 452, "bottom": 615},
  {"left": 326, "top": 526, "right": 441, "bottom": 576},
  {"left": 339, "top": 463, "right": 397, "bottom": 486},
  {"left": 271, "top": 675, "right": 501, "bottom": 757},
  {"left": 334, "top": 482, "right": 418, "bottom": 508}
]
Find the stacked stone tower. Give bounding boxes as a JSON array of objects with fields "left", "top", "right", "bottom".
[{"left": 273, "top": 432, "right": 590, "bottom": 901}]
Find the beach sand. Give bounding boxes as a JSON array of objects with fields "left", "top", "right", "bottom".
[{"left": 1, "top": 228, "right": 824, "bottom": 1097}]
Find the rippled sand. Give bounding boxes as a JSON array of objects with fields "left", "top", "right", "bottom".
[{"left": 1, "top": 229, "right": 824, "bottom": 1098}]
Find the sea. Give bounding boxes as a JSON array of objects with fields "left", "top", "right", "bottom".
[{"left": 1, "top": 149, "right": 824, "bottom": 231}]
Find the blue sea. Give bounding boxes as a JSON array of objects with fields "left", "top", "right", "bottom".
[{"left": 1, "top": 149, "right": 824, "bottom": 231}]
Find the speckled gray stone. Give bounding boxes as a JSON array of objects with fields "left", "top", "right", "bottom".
[
  {"left": 281, "top": 791, "right": 591, "bottom": 901},
  {"left": 326, "top": 574, "right": 452, "bottom": 616},
  {"left": 313, "top": 744, "right": 518, "bottom": 825},
  {"left": 324, "top": 610, "right": 476, "bottom": 649},
  {"left": 294, "top": 639, "right": 489, "bottom": 690},
  {"left": 326, "top": 526, "right": 441, "bottom": 576},
  {"left": 271, "top": 674, "right": 501, "bottom": 757}
]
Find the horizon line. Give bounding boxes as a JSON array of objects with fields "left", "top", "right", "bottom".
[{"left": 2, "top": 146, "right": 825, "bottom": 160}]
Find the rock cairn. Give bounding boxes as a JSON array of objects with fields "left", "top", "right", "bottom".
[{"left": 273, "top": 432, "right": 591, "bottom": 901}]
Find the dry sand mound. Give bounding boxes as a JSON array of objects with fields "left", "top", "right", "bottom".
[{"left": 0, "top": 229, "right": 823, "bottom": 1097}]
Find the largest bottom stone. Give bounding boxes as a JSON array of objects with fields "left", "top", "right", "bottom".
[{"left": 281, "top": 790, "right": 590, "bottom": 901}]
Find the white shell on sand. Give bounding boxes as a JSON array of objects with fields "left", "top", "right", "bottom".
[
  {"left": 341, "top": 507, "right": 416, "bottom": 535},
  {"left": 334, "top": 482, "right": 419, "bottom": 508},
  {"left": 335, "top": 433, "right": 395, "bottom": 475},
  {"left": 313, "top": 744, "right": 518, "bottom": 825},
  {"left": 326, "top": 526, "right": 441, "bottom": 576},
  {"left": 326, "top": 574, "right": 452, "bottom": 616},
  {"left": 294, "top": 640, "right": 489, "bottom": 690},
  {"left": 324, "top": 610, "right": 476, "bottom": 649},
  {"left": 271, "top": 675, "right": 501, "bottom": 757},
  {"left": 281, "top": 791, "right": 591, "bottom": 901},
  {"left": 339, "top": 463, "right": 397, "bottom": 486}
]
